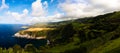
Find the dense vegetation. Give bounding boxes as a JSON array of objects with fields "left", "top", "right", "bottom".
[
  {"left": 44, "top": 11, "right": 120, "bottom": 53},
  {"left": 1, "top": 11, "right": 120, "bottom": 53}
]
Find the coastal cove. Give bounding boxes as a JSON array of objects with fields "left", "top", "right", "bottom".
[{"left": 0, "top": 24, "right": 47, "bottom": 48}]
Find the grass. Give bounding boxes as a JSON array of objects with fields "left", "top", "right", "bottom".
[
  {"left": 46, "top": 42, "right": 79, "bottom": 53},
  {"left": 90, "top": 37, "right": 120, "bottom": 53},
  {"left": 25, "top": 28, "right": 55, "bottom": 31}
]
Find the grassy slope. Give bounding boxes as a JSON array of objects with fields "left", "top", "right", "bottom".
[
  {"left": 42, "top": 11, "right": 120, "bottom": 53},
  {"left": 91, "top": 37, "right": 120, "bottom": 53}
]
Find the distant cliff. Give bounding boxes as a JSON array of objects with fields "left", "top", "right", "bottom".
[{"left": 14, "top": 28, "right": 55, "bottom": 39}]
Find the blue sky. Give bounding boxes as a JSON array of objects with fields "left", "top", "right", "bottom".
[
  {"left": 1, "top": 0, "right": 59, "bottom": 15},
  {"left": 0, "top": 0, "right": 120, "bottom": 24},
  {"left": 0, "top": 0, "right": 62, "bottom": 24}
]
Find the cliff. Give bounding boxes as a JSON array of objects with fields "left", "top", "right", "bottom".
[{"left": 14, "top": 28, "right": 55, "bottom": 39}]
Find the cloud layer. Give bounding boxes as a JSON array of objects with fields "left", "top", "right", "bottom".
[
  {"left": 0, "top": 0, "right": 9, "bottom": 10},
  {"left": 7, "top": 9, "right": 29, "bottom": 20},
  {"left": 59, "top": 0, "right": 120, "bottom": 18},
  {"left": 31, "top": 0, "right": 47, "bottom": 17},
  {"left": 1, "top": 0, "right": 120, "bottom": 24}
]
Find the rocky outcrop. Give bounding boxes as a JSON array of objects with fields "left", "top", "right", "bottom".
[
  {"left": 14, "top": 33, "right": 46, "bottom": 39},
  {"left": 14, "top": 28, "right": 55, "bottom": 39}
]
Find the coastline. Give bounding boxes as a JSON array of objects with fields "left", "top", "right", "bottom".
[
  {"left": 13, "top": 28, "right": 54, "bottom": 40},
  {"left": 13, "top": 33, "right": 46, "bottom": 39}
]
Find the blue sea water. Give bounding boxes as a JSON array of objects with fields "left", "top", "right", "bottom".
[{"left": 0, "top": 24, "right": 47, "bottom": 48}]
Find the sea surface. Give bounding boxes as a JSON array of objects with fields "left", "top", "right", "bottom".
[{"left": 0, "top": 24, "right": 47, "bottom": 48}]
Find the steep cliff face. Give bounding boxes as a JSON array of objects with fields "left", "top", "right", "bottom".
[{"left": 14, "top": 28, "right": 55, "bottom": 39}]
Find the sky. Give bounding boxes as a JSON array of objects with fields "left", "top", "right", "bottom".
[{"left": 0, "top": 0, "right": 120, "bottom": 24}]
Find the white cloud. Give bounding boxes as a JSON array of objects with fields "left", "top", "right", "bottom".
[
  {"left": 0, "top": 0, "right": 9, "bottom": 10},
  {"left": 1, "top": 0, "right": 49, "bottom": 24},
  {"left": 23, "top": 9, "right": 29, "bottom": 15},
  {"left": 5, "top": 9, "right": 33, "bottom": 24},
  {"left": 31, "top": 0, "right": 47, "bottom": 17},
  {"left": 89, "top": 0, "right": 120, "bottom": 12},
  {"left": 43, "top": 1, "right": 48, "bottom": 9},
  {"left": 6, "top": 9, "right": 29, "bottom": 21},
  {"left": 30, "top": 0, "right": 120, "bottom": 23},
  {"left": 46, "top": 13, "right": 64, "bottom": 22},
  {"left": 59, "top": 0, "right": 120, "bottom": 18},
  {"left": 4, "top": 9, "right": 63, "bottom": 24},
  {"left": 29, "top": 13, "right": 64, "bottom": 23}
]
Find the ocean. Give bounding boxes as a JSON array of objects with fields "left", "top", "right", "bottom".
[{"left": 0, "top": 24, "right": 47, "bottom": 48}]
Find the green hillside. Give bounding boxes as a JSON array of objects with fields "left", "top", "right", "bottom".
[
  {"left": 43, "top": 11, "right": 120, "bottom": 53},
  {"left": 0, "top": 11, "right": 120, "bottom": 53}
]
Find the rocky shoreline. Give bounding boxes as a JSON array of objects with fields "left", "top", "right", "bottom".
[
  {"left": 13, "top": 28, "right": 54, "bottom": 40},
  {"left": 13, "top": 33, "right": 46, "bottom": 39}
]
